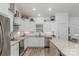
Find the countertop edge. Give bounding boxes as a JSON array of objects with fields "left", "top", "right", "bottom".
[
  {"left": 10, "top": 37, "right": 25, "bottom": 46},
  {"left": 49, "top": 38, "right": 79, "bottom": 56}
]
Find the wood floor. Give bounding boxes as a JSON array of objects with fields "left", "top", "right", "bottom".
[{"left": 24, "top": 48, "right": 60, "bottom": 56}]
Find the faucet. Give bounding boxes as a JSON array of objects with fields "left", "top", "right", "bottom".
[{"left": 52, "top": 31, "right": 56, "bottom": 38}]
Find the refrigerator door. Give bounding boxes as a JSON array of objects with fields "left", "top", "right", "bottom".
[
  {"left": 0, "top": 15, "right": 10, "bottom": 56},
  {"left": 0, "top": 22, "right": 3, "bottom": 55}
]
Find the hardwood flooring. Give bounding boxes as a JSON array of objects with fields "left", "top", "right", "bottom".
[{"left": 24, "top": 48, "right": 60, "bottom": 56}]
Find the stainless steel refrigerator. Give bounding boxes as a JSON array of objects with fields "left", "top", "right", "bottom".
[{"left": 0, "top": 15, "right": 10, "bottom": 56}]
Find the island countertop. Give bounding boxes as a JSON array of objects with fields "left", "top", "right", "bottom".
[
  {"left": 10, "top": 36, "right": 25, "bottom": 46},
  {"left": 49, "top": 38, "right": 79, "bottom": 56}
]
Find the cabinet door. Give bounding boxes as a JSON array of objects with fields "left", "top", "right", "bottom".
[
  {"left": 36, "top": 37, "right": 44, "bottom": 47},
  {"left": 11, "top": 43, "right": 19, "bottom": 56},
  {"left": 23, "top": 22, "right": 36, "bottom": 32},
  {"left": 27, "top": 37, "right": 44, "bottom": 47},
  {"left": 55, "top": 13, "right": 68, "bottom": 24},
  {"left": 57, "top": 23, "right": 68, "bottom": 40},
  {"left": 43, "top": 22, "right": 52, "bottom": 32},
  {"left": 27, "top": 37, "right": 36, "bottom": 47},
  {"left": 29, "top": 22, "right": 36, "bottom": 32},
  {"left": 24, "top": 38, "right": 28, "bottom": 50}
]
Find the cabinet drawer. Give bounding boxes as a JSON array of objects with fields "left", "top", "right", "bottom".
[
  {"left": 11, "top": 43, "right": 19, "bottom": 56},
  {"left": 12, "top": 43, "right": 19, "bottom": 50}
]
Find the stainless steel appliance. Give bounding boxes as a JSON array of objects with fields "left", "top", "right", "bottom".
[
  {"left": 19, "top": 39, "right": 24, "bottom": 56},
  {"left": 0, "top": 15, "right": 10, "bottom": 56}
]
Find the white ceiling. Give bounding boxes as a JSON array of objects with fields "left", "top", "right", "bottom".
[{"left": 16, "top": 3, "right": 79, "bottom": 17}]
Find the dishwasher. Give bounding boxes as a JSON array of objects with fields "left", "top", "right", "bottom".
[{"left": 19, "top": 39, "right": 24, "bottom": 56}]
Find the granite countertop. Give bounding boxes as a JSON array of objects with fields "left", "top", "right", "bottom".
[
  {"left": 10, "top": 36, "right": 25, "bottom": 46},
  {"left": 49, "top": 38, "right": 79, "bottom": 56}
]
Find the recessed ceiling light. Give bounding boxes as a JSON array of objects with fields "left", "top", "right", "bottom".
[
  {"left": 38, "top": 14, "right": 40, "bottom": 16},
  {"left": 32, "top": 8, "right": 36, "bottom": 11},
  {"left": 48, "top": 8, "right": 52, "bottom": 11}
]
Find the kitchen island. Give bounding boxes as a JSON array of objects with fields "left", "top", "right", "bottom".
[
  {"left": 10, "top": 37, "right": 25, "bottom": 46},
  {"left": 49, "top": 38, "right": 79, "bottom": 56},
  {"left": 10, "top": 35, "right": 25, "bottom": 56}
]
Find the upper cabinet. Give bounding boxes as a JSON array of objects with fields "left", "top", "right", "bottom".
[
  {"left": 55, "top": 13, "right": 68, "bottom": 24},
  {"left": 23, "top": 22, "right": 36, "bottom": 32},
  {"left": 43, "top": 22, "right": 57, "bottom": 32},
  {"left": 8, "top": 3, "right": 15, "bottom": 13},
  {"left": 43, "top": 22, "right": 52, "bottom": 32}
]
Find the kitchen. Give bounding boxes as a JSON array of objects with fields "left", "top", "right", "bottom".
[{"left": 0, "top": 3, "right": 79, "bottom": 56}]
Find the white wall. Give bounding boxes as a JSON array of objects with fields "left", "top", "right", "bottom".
[{"left": 34, "top": 17, "right": 44, "bottom": 24}]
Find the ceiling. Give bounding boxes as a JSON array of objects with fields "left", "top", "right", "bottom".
[{"left": 16, "top": 3, "right": 79, "bottom": 17}]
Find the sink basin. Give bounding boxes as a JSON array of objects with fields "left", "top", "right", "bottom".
[{"left": 69, "top": 38, "right": 78, "bottom": 43}]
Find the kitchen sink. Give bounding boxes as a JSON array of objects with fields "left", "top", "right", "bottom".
[{"left": 68, "top": 36, "right": 78, "bottom": 43}]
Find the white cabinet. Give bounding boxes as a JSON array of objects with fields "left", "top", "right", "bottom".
[
  {"left": 14, "top": 17, "right": 23, "bottom": 25},
  {"left": 55, "top": 13, "right": 68, "bottom": 40},
  {"left": 29, "top": 22, "right": 36, "bottom": 32},
  {"left": 43, "top": 22, "right": 52, "bottom": 32},
  {"left": 11, "top": 42, "right": 19, "bottom": 56},
  {"left": 57, "top": 23, "right": 68, "bottom": 40},
  {"left": 23, "top": 22, "right": 36, "bottom": 32},
  {"left": 0, "top": 3, "right": 9, "bottom": 16},
  {"left": 8, "top": 12, "right": 14, "bottom": 32},
  {"left": 55, "top": 13, "right": 68, "bottom": 24},
  {"left": 43, "top": 22, "right": 57, "bottom": 35},
  {"left": 24, "top": 38, "right": 28, "bottom": 50},
  {"left": 49, "top": 41, "right": 60, "bottom": 56},
  {"left": 14, "top": 18, "right": 36, "bottom": 32},
  {"left": 27, "top": 37, "right": 45, "bottom": 47}
]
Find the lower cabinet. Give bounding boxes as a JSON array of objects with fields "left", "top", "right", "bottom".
[
  {"left": 11, "top": 43, "right": 19, "bottom": 56},
  {"left": 27, "top": 37, "right": 45, "bottom": 47},
  {"left": 49, "top": 41, "right": 60, "bottom": 56},
  {"left": 24, "top": 38, "right": 28, "bottom": 50}
]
